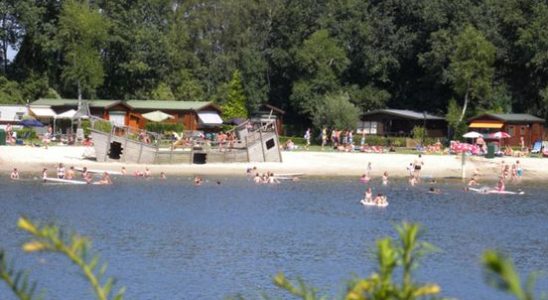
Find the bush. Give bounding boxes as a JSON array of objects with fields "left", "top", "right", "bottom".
[
  {"left": 145, "top": 122, "right": 184, "bottom": 134},
  {"left": 363, "top": 136, "right": 406, "bottom": 147},
  {"left": 81, "top": 119, "right": 91, "bottom": 136},
  {"left": 94, "top": 119, "right": 113, "bottom": 133},
  {"left": 412, "top": 126, "right": 427, "bottom": 143},
  {"left": 15, "top": 128, "right": 37, "bottom": 140}
]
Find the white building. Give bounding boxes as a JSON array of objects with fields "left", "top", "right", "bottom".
[{"left": 0, "top": 104, "right": 27, "bottom": 129}]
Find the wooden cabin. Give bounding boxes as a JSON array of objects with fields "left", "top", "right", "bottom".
[
  {"left": 467, "top": 113, "right": 545, "bottom": 147},
  {"left": 31, "top": 99, "right": 223, "bottom": 131},
  {"left": 125, "top": 100, "right": 222, "bottom": 131},
  {"left": 359, "top": 109, "right": 447, "bottom": 137},
  {"left": 32, "top": 99, "right": 132, "bottom": 126}
]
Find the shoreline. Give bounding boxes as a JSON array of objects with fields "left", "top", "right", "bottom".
[{"left": 1, "top": 146, "right": 547, "bottom": 182}]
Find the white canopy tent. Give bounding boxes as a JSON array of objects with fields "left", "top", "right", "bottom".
[
  {"left": 53, "top": 109, "right": 89, "bottom": 137},
  {"left": 30, "top": 106, "right": 56, "bottom": 118}
]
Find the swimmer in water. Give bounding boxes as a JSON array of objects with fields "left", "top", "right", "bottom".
[
  {"left": 160, "top": 172, "right": 167, "bottom": 180},
  {"left": 42, "top": 168, "right": 48, "bottom": 181},
  {"left": 364, "top": 187, "right": 373, "bottom": 203},
  {"left": 428, "top": 187, "right": 441, "bottom": 194},
  {"left": 10, "top": 168, "right": 19, "bottom": 180},
  {"left": 409, "top": 176, "right": 417, "bottom": 187},
  {"left": 144, "top": 167, "right": 151, "bottom": 178},
  {"left": 359, "top": 174, "right": 370, "bottom": 183},
  {"left": 194, "top": 176, "right": 202, "bottom": 186},
  {"left": 497, "top": 176, "right": 505, "bottom": 192},
  {"left": 382, "top": 171, "right": 388, "bottom": 185},
  {"left": 253, "top": 173, "right": 262, "bottom": 184},
  {"left": 97, "top": 172, "right": 112, "bottom": 185},
  {"left": 65, "top": 166, "right": 75, "bottom": 180}
]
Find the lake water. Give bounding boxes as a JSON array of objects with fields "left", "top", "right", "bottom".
[{"left": 0, "top": 176, "right": 547, "bottom": 300}]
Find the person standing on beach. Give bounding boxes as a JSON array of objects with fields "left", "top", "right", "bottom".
[
  {"left": 413, "top": 154, "right": 424, "bottom": 181},
  {"left": 57, "top": 163, "right": 65, "bottom": 179},
  {"left": 321, "top": 127, "right": 327, "bottom": 150},
  {"left": 304, "top": 128, "right": 311, "bottom": 150},
  {"left": 366, "top": 162, "right": 372, "bottom": 176}
]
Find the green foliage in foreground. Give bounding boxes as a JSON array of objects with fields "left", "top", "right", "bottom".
[
  {"left": 273, "top": 223, "right": 442, "bottom": 300},
  {"left": 0, "top": 217, "right": 125, "bottom": 300},
  {"left": 1, "top": 218, "right": 545, "bottom": 300},
  {"left": 271, "top": 223, "right": 546, "bottom": 300}
]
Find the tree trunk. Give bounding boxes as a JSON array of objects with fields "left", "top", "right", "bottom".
[
  {"left": 77, "top": 80, "right": 82, "bottom": 128},
  {"left": 458, "top": 81, "right": 471, "bottom": 123}
]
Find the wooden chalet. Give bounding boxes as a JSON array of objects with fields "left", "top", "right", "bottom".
[
  {"left": 359, "top": 109, "right": 447, "bottom": 137},
  {"left": 126, "top": 100, "right": 222, "bottom": 130},
  {"left": 31, "top": 99, "right": 223, "bottom": 130},
  {"left": 467, "top": 113, "right": 545, "bottom": 147}
]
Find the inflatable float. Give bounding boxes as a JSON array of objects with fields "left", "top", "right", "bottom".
[
  {"left": 43, "top": 177, "right": 88, "bottom": 185},
  {"left": 360, "top": 199, "right": 389, "bottom": 207},
  {"left": 469, "top": 187, "right": 524, "bottom": 195}
]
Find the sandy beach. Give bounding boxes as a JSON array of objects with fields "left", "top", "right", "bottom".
[{"left": 1, "top": 145, "right": 548, "bottom": 181}]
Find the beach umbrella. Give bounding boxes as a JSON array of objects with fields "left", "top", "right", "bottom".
[
  {"left": 462, "top": 131, "right": 483, "bottom": 138},
  {"left": 488, "top": 131, "right": 511, "bottom": 139},
  {"left": 142, "top": 110, "right": 175, "bottom": 122},
  {"left": 20, "top": 118, "right": 44, "bottom": 127}
]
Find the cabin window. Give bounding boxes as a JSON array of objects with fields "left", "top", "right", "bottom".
[
  {"left": 507, "top": 126, "right": 514, "bottom": 136},
  {"left": 357, "top": 121, "right": 378, "bottom": 134},
  {"left": 16, "top": 112, "right": 24, "bottom": 120},
  {"left": 520, "top": 126, "right": 526, "bottom": 135},
  {"left": 266, "top": 138, "right": 275, "bottom": 150}
]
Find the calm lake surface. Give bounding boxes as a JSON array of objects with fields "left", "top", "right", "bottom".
[{"left": 0, "top": 176, "right": 547, "bottom": 300}]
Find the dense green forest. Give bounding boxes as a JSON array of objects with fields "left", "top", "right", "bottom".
[{"left": 1, "top": 0, "right": 547, "bottom": 130}]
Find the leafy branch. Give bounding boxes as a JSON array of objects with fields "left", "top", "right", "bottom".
[
  {"left": 482, "top": 250, "right": 544, "bottom": 300},
  {"left": 0, "top": 250, "right": 42, "bottom": 300},
  {"left": 17, "top": 217, "right": 125, "bottom": 300},
  {"left": 274, "top": 223, "right": 442, "bottom": 300}
]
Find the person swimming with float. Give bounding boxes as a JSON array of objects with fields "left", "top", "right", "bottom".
[
  {"left": 497, "top": 176, "right": 505, "bottom": 192},
  {"left": 97, "top": 172, "right": 113, "bottom": 185},
  {"left": 373, "top": 193, "right": 388, "bottom": 205},
  {"left": 364, "top": 187, "right": 373, "bottom": 203},
  {"left": 42, "top": 168, "right": 48, "bottom": 181}
]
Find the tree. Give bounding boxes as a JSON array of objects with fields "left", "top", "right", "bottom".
[
  {"left": 222, "top": 70, "right": 248, "bottom": 120},
  {"left": 445, "top": 98, "right": 467, "bottom": 140},
  {"left": 449, "top": 25, "right": 496, "bottom": 122},
  {"left": 0, "top": 75, "right": 23, "bottom": 104},
  {"left": 57, "top": 0, "right": 109, "bottom": 103},
  {"left": 290, "top": 29, "right": 349, "bottom": 121},
  {"left": 312, "top": 93, "right": 359, "bottom": 130},
  {"left": 150, "top": 82, "right": 175, "bottom": 100}
]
